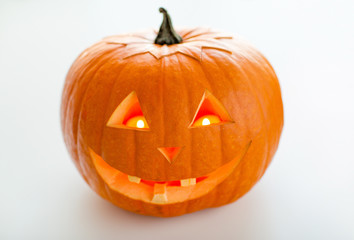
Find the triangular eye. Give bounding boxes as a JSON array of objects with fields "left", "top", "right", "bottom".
[
  {"left": 106, "top": 91, "right": 149, "bottom": 130},
  {"left": 189, "top": 90, "right": 233, "bottom": 128}
]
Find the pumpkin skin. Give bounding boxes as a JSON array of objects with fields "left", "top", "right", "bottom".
[{"left": 61, "top": 26, "right": 283, "bottom": 217}]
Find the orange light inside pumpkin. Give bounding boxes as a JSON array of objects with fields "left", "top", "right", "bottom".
[
  {"left": 192, "top": 115, "right": 221, "bottom": 127},
  {"left": 125, "top": 115, "right": 149, "bottom": 129},
  {"left": 189, "top": 90, "right": 233, "bottom": 128},
  {"left": 106, "top": 92, "right": 150, "bottom": 131}
]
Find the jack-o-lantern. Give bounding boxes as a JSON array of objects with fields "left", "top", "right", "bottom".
[{"left": 61, "top": 8, "right": 283, "bottom": 217}]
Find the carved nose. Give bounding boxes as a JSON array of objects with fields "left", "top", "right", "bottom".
[{"left": 157, "top": 147, "right": 182, "bottom": 163}]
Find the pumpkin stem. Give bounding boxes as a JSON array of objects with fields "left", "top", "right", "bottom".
[{"left": 154, "top": 8, "right": 183, "bottom": 45}]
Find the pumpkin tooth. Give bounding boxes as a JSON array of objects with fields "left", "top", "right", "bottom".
[
  {"left": 128, "top": 175, "right": 141, "bottom": 184},
  {"left": 152, "top": 183, "right": 167, "bottom": 204},
  {"left": 180, "top": 178, "right": 196, "bottom": 187}
]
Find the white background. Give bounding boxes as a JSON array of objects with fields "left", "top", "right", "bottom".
[{"left": 1, "top": 0, "right": 353, "bottom": 239}]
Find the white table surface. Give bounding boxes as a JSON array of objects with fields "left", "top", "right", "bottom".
[{"left": 1, "top": 0, "right": 353, "bottom": 239}]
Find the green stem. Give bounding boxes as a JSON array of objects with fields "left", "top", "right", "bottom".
[{"left": 154, "top": 8, "right": 183, "bottom": 45}]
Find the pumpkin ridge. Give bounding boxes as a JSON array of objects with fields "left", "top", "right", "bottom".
[
  {"left": 76, "top": 53, "right": 128, "bottom": 180},
  {"left": 246, "top": 51, "right": 284, "bottom": 152},
  {"left": 223, "top": 51, "right": 270, "bottom": 169},
  {"left": 224, "top": 53, "right": 272, "bottom": 193},
  {"left": 235, "top": 57, "right": 273, "bottom": 174},
  {"left": 197, "top": 53, "right": 228, "bottom": 169},
  {"left": 66, "top": 47, "right": 120, "bottom": 171},
  {"left": 62, "top": 43, "right": 117, "bottom": 136},
  {"left": 78, "top": 57, "right": 130, "bottom": 180},
  {"left": 97, "top": 59, "right": 135, "bottom": 171},
  {"left": 68, "top": 46, "right": 119, "bottom": 135},
  {"left": 178, "top": 28, "right": 200, "bottom": 39},
  {"left": 160, "top": 56, "right": 168, "bottom": 180},
  {"left": 174, "top": 54, "right": 193, "bottom": 178},
  {"left": 246, "top": 61, "right": 282, "bottom": 176},
  {"left": 185, "top": 59, "right": 210, "bottom": 176},
  {"left": 178, "top": 27, "right": 213, "bottom": 40}
]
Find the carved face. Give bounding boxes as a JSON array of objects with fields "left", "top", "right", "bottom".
[
  {"left": 61, "top": 28, "right": 283, "bottom": 217},
  {"left": 89, "top": 89, "right": 252, "bottom": 204}
]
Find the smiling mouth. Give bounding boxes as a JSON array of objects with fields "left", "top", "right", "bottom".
[{"left": 89, "top": 141, "right": 251, "bottom": 205}]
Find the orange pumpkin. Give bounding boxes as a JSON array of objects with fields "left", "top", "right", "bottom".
[{"left": 61, "top": 8, "right": 283, "bottom": 217}]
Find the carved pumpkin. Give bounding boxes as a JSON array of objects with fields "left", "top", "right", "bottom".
[{"left": 61, "top": 8, "right": 283, "bottom": 217}]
